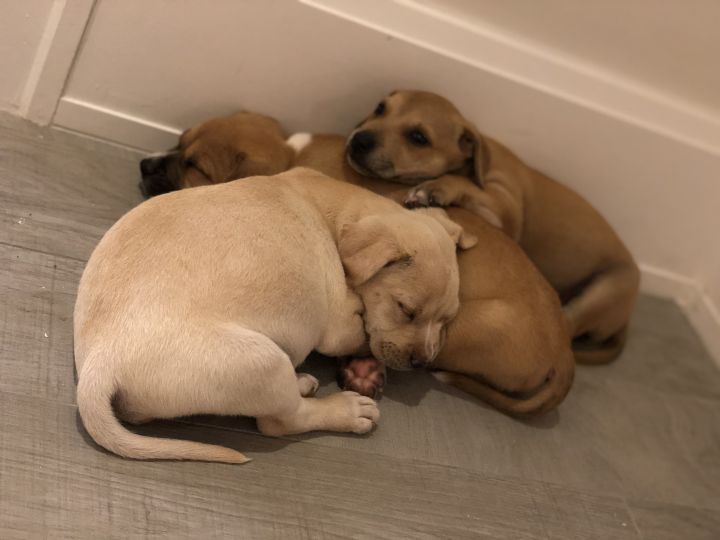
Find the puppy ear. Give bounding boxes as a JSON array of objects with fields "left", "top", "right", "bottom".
[
  {"left": 206, "top": 147, "right": 247, "bottom": 182},
  {"left": 459, "top": 125, "right": 489, "bottom": 187},
  {"left": 339, "top": 216, "right": 406, "bottom": 286},
  {"left": 226, "top": 151, "right": 249, "bottom": 181},
  {"left": 416, "top": 208, "right": 478, "bottom": 250}
]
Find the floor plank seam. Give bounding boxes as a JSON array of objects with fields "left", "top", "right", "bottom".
[
  {"left": 621, "top": 496, "right": 647, "bottom": 540},
  {"left": 0, "top": 240, "right": 88, "bottom": 264}
]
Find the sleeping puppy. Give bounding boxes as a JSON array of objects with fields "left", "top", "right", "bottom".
[
  {"left": 75, "top": 167, "right": 472, "bottom": 463},
  {"left": 139, "top": 111, "right": 293, "bottom": 197},
  {"left": 139, "top": 113, "right": 575, "bottom": 416},
  {"left": 293, "top": 135, "right": 574, "bottom": 414},
  {"left": 349, "top": 90, "right": 640, "bottom": 364}
]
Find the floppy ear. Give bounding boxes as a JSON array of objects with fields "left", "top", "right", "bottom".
[
  {"left": 415, "top": 208, "right": 478, "bottom": 250},
  {"left": 338, "top": 216, "right": 406, "bottom": 286},
  {"left": 459, "top": 124, "right": 489, "bottom": 188}
]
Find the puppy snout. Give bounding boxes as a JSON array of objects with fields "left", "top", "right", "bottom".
[
  {"left": 410, "top": 353, "right": 431, "bottom": 369},
  {"left": 140, "top": 157, "right": 163, "bottom": 177},
  {"left": 410, "top": 356, "right": 425, "bottom": 369},
  {"left": 350, "top": 130, "right": 377, "bottom": 156}
]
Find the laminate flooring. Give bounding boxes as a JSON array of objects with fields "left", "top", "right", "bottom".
[{"left": 1, "top": 112, "right": 718, "bottom": 539}]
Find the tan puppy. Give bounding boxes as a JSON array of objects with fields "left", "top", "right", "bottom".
[
  {"left": 139, "top": 115, "right": 576, "bottom": 415},
  {"left": 293, "top": 136, "right": 574, "bottom": 414},
  {"left": 75, "top": 168, "right": 472, "bottom": 463},
  {"left": 139, "top": 111, "right": 293, "bottom": 196},
  {"left": 348, "top": 90, "right": 640, "bottom": 363}
]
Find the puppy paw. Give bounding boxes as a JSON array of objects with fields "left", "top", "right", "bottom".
[
  {"left": 337, "top": 357, "right": 386, "bottom": 399},
  {"left": 327, "top": 391, "right": 380, "bottom": 434},
  {"left": 404, "top": 180, "right": 454, "bottom": 208},
  {"left": 296, "top": 372, "right": 320, "bottom": 397}
]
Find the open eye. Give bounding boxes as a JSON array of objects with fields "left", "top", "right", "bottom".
[
  {"left": 397, "top": 301, "right": 415, "bottom": 321},
  {"left": 374, "top": 101, "right": 386, "bottom": 116},
  {"left": 407, "top": 129, "right": 430, "bottom": 147}
]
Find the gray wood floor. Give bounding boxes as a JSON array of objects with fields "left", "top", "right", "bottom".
[{"left": 1, "top": 112, "right": 719, "bottom": 539}]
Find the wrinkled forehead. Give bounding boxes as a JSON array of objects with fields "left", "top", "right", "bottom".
[
  {"left": 378, "top": 93, "right": 465, "bottom": 135},
  {"left": 387, "top": 91, "right": 461, "bottom": 116},
  {"left": 390, "top": 253, "right": 460, "bottom": 316},
  {"left": 180, "top": 113, "right": 284, "bottom": 149}
]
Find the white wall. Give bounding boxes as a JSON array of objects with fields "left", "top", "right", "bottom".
[
  {"left": 6, "top": 0, "right": 720, "bottom": 359},
  {"left": 0, "top": 0, "right": 55, "bottom": 113},
  {"left": 415, "top": 0, "right": 720, "bottom": 119}
]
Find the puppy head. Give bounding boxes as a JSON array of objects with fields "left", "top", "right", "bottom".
[
  {"left": 139, "top": 111, "right": 293, "bottom": 197},
  {"left": 339, "top": 209, "right": 476, "bottom": 370},
  {"left": 346, "top": 90, "right": 488, "bottom": 186}
]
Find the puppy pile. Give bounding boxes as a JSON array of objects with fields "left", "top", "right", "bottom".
[{"left": 75, "top": 90, "right": 639, "bottom": 463}]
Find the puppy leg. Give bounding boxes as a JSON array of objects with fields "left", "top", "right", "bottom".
[
  {"left": 257, "top": 390, "right": 380, "bottom": 437},
  {"left": 296, "top": 373, "right": 320, "bottom": 397},
  {"left": 564, "top": 263, "right": 639, "bottom": 363},
  {"left": 316, "top": 289, "right": 368, "bottom": 357},
  {"left": 403, "top": 175, "right": 506, "bottom": 230},
  {"left": 563, "top": 263, "right": 640, "bottom": 342},
  {"left": 148, "top": 323, "right": 379, "bottom": 436}
]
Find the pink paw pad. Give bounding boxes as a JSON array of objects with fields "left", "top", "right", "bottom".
[{"left": 337, "top": 357, "right": 386, "bottom": 399}]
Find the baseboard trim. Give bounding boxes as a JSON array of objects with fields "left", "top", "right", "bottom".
[
  {"left": 640, "top": 264, "right": 720, "bottom": 366},
  {"left": 53, "top": 96, "right": 181, "bottom": 151}
]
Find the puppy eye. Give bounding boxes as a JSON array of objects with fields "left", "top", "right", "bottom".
[
  {"left": 374, "top": 102, "right": 386, "bottom": 116},
  {"left": 397, "top": 301, "right": 415, "bottom": 321},
  {"left": 407, "top": 129, "right": 430, "bottom": 147}
]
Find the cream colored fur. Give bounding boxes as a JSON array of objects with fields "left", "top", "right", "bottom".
[{"left": 74, "top": 167, "right": 469, "bottom": 463}]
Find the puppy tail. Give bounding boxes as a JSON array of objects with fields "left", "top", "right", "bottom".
[
  {"left": 432, "top": 367, "right": 573, "bottom": 417},
  {"left": 573, "top": 327, "right": 628, "bottom": 365},
  {"left": 76, "top": 360, "right": 250, "bottom": 465}
]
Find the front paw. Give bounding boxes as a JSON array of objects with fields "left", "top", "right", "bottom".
[
  {"left": 337, "top": 357, "right": 386, "bottom": 399},
  {"left": 403, "top": 180, "right": 453, "bottom": 208}
]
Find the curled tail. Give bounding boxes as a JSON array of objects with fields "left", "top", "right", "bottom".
[
  {"left": 76, "top": 360, "right": 249, "bottom": 464},
  {"left": 432, "top": 363, "right": 574, "bottom": 417}
]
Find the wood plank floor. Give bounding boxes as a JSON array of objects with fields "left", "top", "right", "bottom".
[{"left": 1, "top": 112, "right": 718, "bottom": 539}]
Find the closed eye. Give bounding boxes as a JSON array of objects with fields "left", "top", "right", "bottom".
[
  {"left": 397, "top": 300, "right": 416, "bottom": 321},
  {"left": 374, "top": 101, "right": 386, "bottom": 116},
  {"left": 184, "top": 157, "right": 209, "bottom": 178}
]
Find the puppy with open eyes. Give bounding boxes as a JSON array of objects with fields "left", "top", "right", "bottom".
[
  {"left": 140, "top": 109, "right": 576, "bottom": 416},
  {"left": 343, "top": 90, "right": 640, "bottom": 364},
  {"left": 75, "top": 167, "right": 473, "bottom": 463}
]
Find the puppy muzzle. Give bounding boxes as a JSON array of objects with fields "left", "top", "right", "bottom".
[{"left": 138, "top": 151, "right": 180, "bottom": 198}]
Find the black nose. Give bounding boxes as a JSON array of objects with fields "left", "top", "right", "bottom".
[
  {"left": 350, "top": 131, "right": 376, "bottom": 156},
  {"left": 410, "top": 355, "right": 428, "bottom": 369},
  {"left": 140, "top": 157, "right": 161, "bottom": 176}
]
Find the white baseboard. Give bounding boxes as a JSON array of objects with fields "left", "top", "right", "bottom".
[
  {"left": 640, "top": 264, "right": 720, "bottom": 366},
  {"left": 53, "top": 96, "right": 181, "bottom": 151}
]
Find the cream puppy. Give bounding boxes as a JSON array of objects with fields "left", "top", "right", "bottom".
[{"left": 74, "top": 167, "right": 472, "bottom": 463}]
